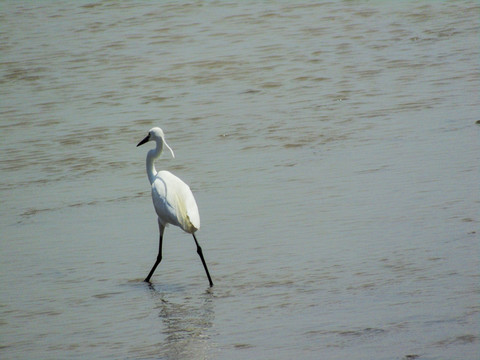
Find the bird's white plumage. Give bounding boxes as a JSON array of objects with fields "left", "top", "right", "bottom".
[
  {"left": 137, "top": 127, "right": 212, "bottom": 286},
  {"left": 152, "top": 170, "right": 200, "bottom": 233},
  {"left": 138, "top": 127, "right": 200, "bottom": 234}
]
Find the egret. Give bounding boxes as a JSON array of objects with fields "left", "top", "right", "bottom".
[{"left": 137, "top": 127, "right": 213, "bottom": 287}]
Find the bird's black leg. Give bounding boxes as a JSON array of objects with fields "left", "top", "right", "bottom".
[
  {"left": 193, "top": 233, "right": 213, "bottom": 287},
  {"left": 144, "top": 223, "right": 165, "bottom": 283}
]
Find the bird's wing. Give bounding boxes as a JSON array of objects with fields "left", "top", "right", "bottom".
[
  {"left": 151, "top": 176, "right": 180, "bottom": 228},
  {"left": 155, "top": 171, "right": 200, "bottom": 233}
]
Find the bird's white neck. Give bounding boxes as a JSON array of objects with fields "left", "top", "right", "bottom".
[{"left": 146, "top": 141, "right": 164, "bottom": 184}]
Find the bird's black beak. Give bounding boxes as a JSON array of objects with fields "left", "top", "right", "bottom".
[{"left": 137, "top": 134, "right": 150, "bottom": 147}]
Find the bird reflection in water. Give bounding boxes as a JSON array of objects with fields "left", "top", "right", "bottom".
[{"left": 148, "top": 284, "right": 216, "bottom": 360}]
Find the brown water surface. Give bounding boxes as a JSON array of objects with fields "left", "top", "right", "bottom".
[{"left": 0, "top": 1, "right": 478, "bottom": 359}]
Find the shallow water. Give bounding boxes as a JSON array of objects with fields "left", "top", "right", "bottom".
[{"left": 1, "top": 1, "right": 479, "bottom": 359}]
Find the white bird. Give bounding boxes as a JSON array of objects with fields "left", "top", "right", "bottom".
[{"left": 137, "top": 127, "right": 213, "bottom": 287}]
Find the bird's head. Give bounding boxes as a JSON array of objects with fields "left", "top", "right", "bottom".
[{"left": 137, "top": 127, "right": 175, "bottom": 158}]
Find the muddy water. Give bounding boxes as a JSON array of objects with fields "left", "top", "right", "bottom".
[{"left": 1, "top": 1, "right": 479, "bottom": 359}]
